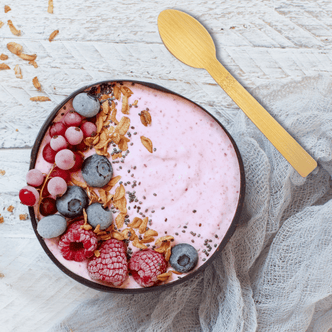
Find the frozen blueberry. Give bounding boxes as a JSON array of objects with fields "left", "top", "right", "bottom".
[
  {"left": 56, "top": 186, "right": 88, "bottom": 218},
  {"left": 169, "top": 243, "right": 198, "bottom": 273},
  {"left": 86, "top": 203, "right": 113, "bottom": 230},
  {"left": 81, "top": 154, "right": 113, "bottom": 187},
  {"left": 72, "top": 93, "right": 100, "bottom": 118},
  {"left": 37, "top": 214, "right": 67, "bottom": 238}
]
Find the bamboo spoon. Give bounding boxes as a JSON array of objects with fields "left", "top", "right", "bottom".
[{"left": 158, "top": 9, "right": 317, "bottom": 177}]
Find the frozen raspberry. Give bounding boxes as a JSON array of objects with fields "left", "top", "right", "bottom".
[
  {"left": 129, "top": 249, "right": 167, "bottom": 287},
  {"left": 88, "top": 239, "right": 128, "bottom": 286},
  {"left": 58, "top": 220, "right": 98, "bottom": 262}
]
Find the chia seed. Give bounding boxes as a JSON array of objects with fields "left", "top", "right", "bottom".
[
  {"left": 153, "top": 193, "right": 157, "bottom": 196},
  {"left": 161, "top": 207, "right": 165, "bottom": 210},
  {"left": 182, "top": 230, "right": 186, "bottom": 233},
  {"left": 193, "top": 210, "right": 197, "bottom": 213},
  {"left": 175, "top": 232, "right": 179, "bottom": 235}
]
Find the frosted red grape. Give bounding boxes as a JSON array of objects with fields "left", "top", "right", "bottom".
[
  {"left": 50, "top": 135, "right": 68, "bottom": 151},
  {"left": 70, "top": 152, "right": 84, "bottom": 172},
  {"left": 47, "top": 177, "right": 67, "bottom": 197},
  {"left": 63, "top": 110, "right": 82, "bottom": 127},
  {"left": 19, "top": 186, "right": 40, "bottom": 206},
  {"left": 49, "top": 122, "right": 67, "bottom": 138},
  {"left": 42, "top": 143, "right": 56, "bottom": 163},
  {"left": 26, "top": 169, "right": 44, "bottom": 187},
  {"left": 81, "top": 122, "right": 97, "bottom": 137},
  {"left": 65, "top": 127, "right": 83, "bottom": 145},
  {"left": 55, "top": 149, "right": 76, "bottom": 170}
]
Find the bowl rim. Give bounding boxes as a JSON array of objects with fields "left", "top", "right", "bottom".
[{"left": 29, "top": 79, "right": 245, "bottom": 293}]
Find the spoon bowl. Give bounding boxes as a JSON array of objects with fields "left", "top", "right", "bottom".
[{"left": 158, "top": 10, "right": 216, "bottom": 68}]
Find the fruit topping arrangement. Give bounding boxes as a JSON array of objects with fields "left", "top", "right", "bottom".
[{"left": 19, "top": 82, "right": 201, "bottom": 288}]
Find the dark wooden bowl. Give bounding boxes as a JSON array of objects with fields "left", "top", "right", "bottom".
[{"left": 29, "top": 80, "right": 245, "bottom": 293}]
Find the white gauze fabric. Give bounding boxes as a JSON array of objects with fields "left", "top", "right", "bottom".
[{"left": 50, "top": 75, "right": 332, "bottom": 332}]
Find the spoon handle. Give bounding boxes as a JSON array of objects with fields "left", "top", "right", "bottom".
[{"left": 205, "top": 58, "right": 317, "bottom": 177}]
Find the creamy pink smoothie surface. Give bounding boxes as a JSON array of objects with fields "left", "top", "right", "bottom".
[{"left": 34, "top": 82, "right": 242, "bottom": 288}]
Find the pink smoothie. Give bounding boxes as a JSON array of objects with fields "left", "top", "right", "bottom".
[{"left": 34, "top": 82, "right": 242, "bottom": 289}]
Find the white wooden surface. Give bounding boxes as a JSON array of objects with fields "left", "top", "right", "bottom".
[{"left": 1, "top": 0, "right": 332, "bottom": 331}]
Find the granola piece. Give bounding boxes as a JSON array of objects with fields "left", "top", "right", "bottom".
[
  {"left": 138, "top": 217, "right": 148, "bottom": 234},
  {"left": 49, "top": 29, "right": 59, "bottom": 42},
  {"left": 29, "top": 60, "right": 38, "bottom": 68},
  {"left": 140, "top": 110, "right": 152, "bottom": 126},
  {"left": 115, "top": 212, "right": 126, "bottom": 229},
  {"left": 30, "top": 96, "right": 50, "bottom": 101},
  {"left": 32, "top": 76, "right": 41, "bottom": 91},
  {"left": 140, "top": 136, "right": 153, "bottom": 153},
  {"left": 19, "top": 213, "right": 28, "bottom": 220},
  {"left": 14, "top": 65, "right": 23, "bottom": 79},
  {"left": 113, "top": 184, "right": 125, "bottom": 201},
  {"left": 19, "top": 53, "right": 37, "bottom": 61},
  {"left": 128, "top": 217, "right": 142, "bottom": 228},
  {"left": 7, "top": 42, "right": 23, "bottom": 55},
  {"left": 111, "top": 230, "right": 125, "bottom": 241},
  {"left": 0, "top": 54, "right": 8, "bottom": 60},
  {"left": 7, "top": 205, "right": 14, "bottom": 212},
  {"left": 157, "top": 271, "right": 172, "bottom": 281},
  {"left": 48, "top": 0, "right": 53, "bottom": 13},
  {"left": 8, "top": 20, "right": 21, "bottom": 36},
  {"left": 103, "top": 175, "right": 121, "bottom": 191},
  {"left": 0, "top": 63, "right": 10, "bottom": 70}
]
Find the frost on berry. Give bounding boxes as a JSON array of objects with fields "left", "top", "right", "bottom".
[
  {"left": 55, "top": 149, "right": 76, "bottom": 170},
  {"left": 58, "top": 220, "right": 98, "bottom": 262},
  {"left": 26, "top": 169, "right": 44, "bottom": 187},
  {"left": 88, "top": 239, "right": 128, "bottom": 286},
  {"left": 129, "top": 249, "right": 167, "bottom": 287}
]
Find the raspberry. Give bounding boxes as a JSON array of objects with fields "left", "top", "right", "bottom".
[
  {"left": 129, "top": 249, "right": 167, "bottom": 287},
  {"left": 88, "top": 239, "right": 128, "bottom": 286},
  {"left": 58, "top": 220, "right": 98, "bottom": 262}
]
